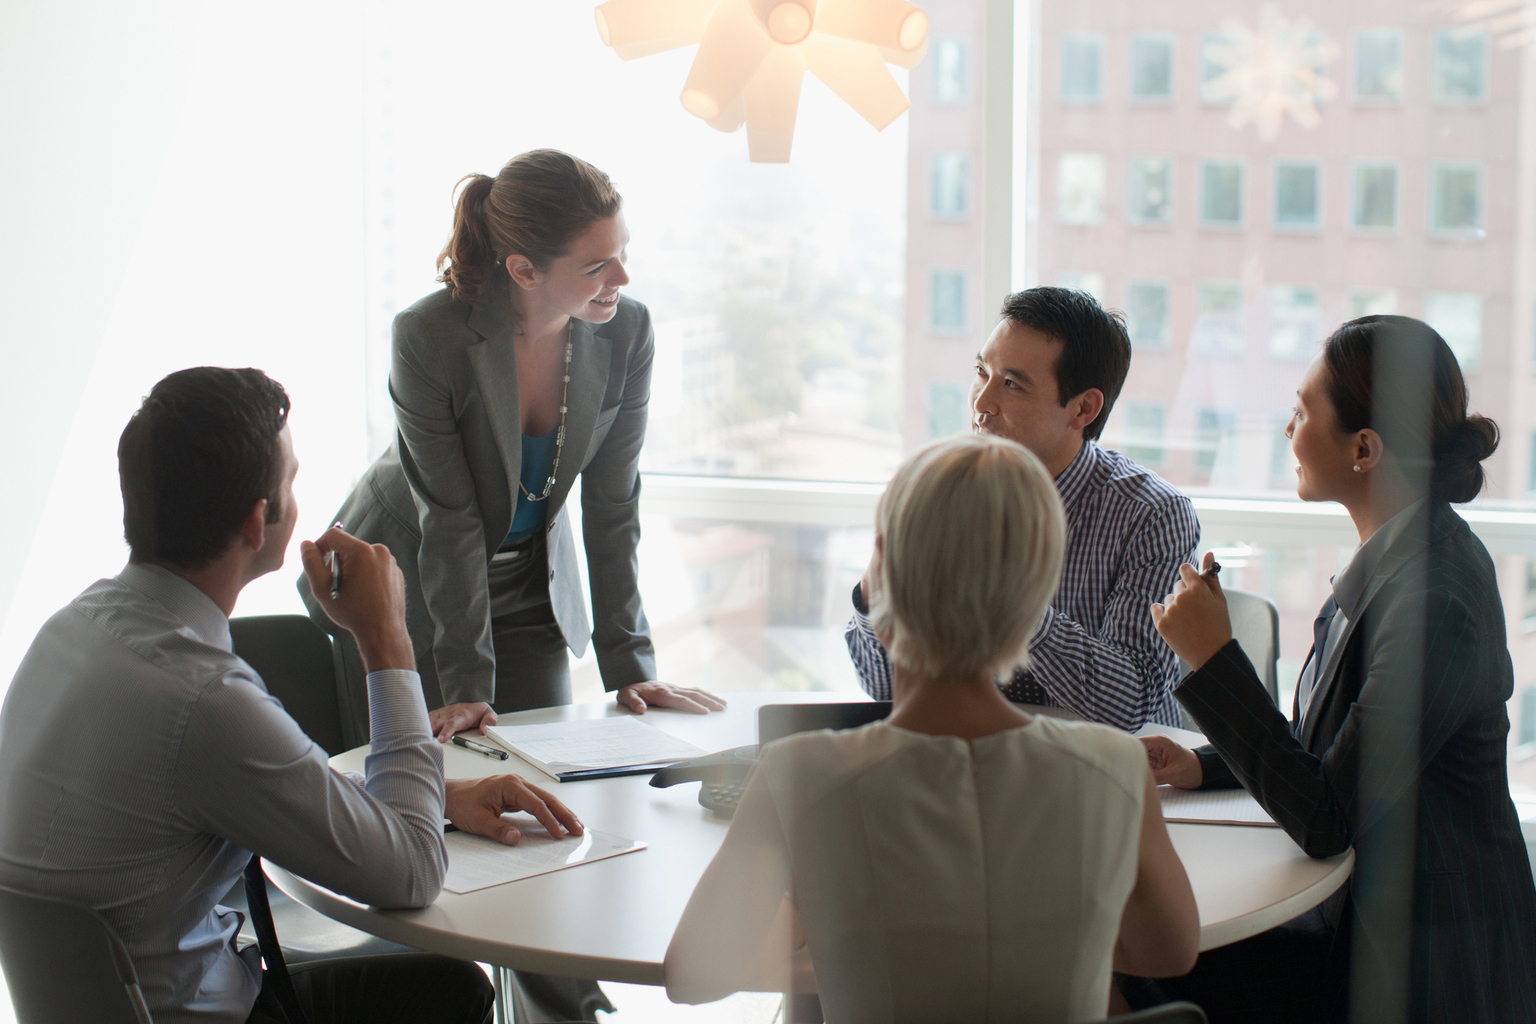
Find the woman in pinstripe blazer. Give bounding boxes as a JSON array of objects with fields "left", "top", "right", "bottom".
[{"left": 1131, "top": 316, "right": 1536, "bottom": 1023}]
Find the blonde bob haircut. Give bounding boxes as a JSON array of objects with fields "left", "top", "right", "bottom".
[{"left": 871, "top": 434, "right": 1066, "bottom": 681}]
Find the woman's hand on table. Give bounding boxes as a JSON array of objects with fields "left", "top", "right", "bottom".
[
  {"left": 430, "top": 702, "right": 497, "bottom": 743},
  {"left": 1139, "top": 736, "right": 1203, "bottom": 790},
  {"left": 617, "top": 682, "right": 727, "bottom": 715},
  {"left": 445, "top": 774, "right": 584, "bottom": 846},
  {"left": 1150, "top": 552, "right": 1233, "bottom": 672}
]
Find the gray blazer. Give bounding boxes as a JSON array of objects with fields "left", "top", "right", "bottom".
[{"left": 305, "top": 289, "right": 657, "bottom": 709}]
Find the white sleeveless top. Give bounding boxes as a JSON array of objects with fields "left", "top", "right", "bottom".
[{"left": 670, "top": 716, "right": 1148, "bottom": 1023}]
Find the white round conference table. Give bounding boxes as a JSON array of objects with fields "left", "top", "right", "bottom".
[{"left": 268, "top": 691, "right": 1354, "bottom": 986}]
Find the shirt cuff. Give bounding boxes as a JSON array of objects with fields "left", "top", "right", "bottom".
[
  {"left": 366, "top": 669, "right": 430, "bottom": 745},
  {"left": 1030, "top": 605, "right": 1055, "bottom": 646},
  {"left": 852, "top": 582, "right": 869, "bottom": 616}
]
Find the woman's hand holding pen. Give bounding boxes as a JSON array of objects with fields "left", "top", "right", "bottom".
[
  {"left": 300, "top": 527, "right": 415, "bottom": 674},
  {"left": 445, "top": 775, "right": 584, "bottom": 846},
  {"left": 1149, "top": 551, "right": 1232, "bottom": 672}
]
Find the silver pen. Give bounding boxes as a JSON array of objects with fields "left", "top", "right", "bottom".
[
  {"left": 452, "top": 735, "right": 509, "bottom": 760},
  {"left": 327, "top": 521, "right": 345, "bottom": 600}
]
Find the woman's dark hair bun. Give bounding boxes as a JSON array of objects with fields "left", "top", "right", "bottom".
[{"left": 1431, "top": 414, "right": 1499, "bottom": 504}]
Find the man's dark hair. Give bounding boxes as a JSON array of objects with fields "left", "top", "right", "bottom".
[
  {"left": 118, "top": 367, "right": 292, "bottom": 568},
  {"left": 998, "top": 287, "right": 1131, "bottom": 441}
]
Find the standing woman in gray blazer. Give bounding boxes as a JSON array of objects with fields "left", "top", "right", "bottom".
[{"left": 305, "top": 150, "right": 723, "bottom": 746}]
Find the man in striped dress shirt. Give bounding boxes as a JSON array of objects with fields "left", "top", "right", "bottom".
[{"left": 847, "top": 288, "right": 1199, "bottom": 730}]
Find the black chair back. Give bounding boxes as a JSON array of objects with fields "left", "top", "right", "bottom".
[
  {"left": 0, "top": 882, "right": 154, "bottom": 1023},
  {"left": 229, "top": 614, "right": 347, "bottom": 756}
]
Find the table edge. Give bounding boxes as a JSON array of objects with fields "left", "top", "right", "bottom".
[{"left": 1195, "top": 846, "right": 1355, "bottom": 952}]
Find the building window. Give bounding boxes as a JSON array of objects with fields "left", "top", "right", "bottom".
[
  {"left": 1423, "top": 291, "right": 1482, "bottom": 372},
  {"left": 1127, "top": 157, "right": 1172, "bottom": 225},
  {"left": 1354, "top": 29, "right": 1403, "bottom": 101},
  {"left": 1430, "top": 164, "right": 1484, "bottom": 236},
  {"left": 1126, "top": 280, "right": 1171, "bottom": 349},
  {"left": 1347, "top": 288, "right": 1398, "bottom": 318},
  {"left": 1352, "top": 163, "right": 1398, "bottom": 230},
  {"left": 930, "top": 270, "right": 967, "bottom": 332},
  {"left": 1200, "top": 33, "right": 1234, "bottom": 105},
  {"left": 1061, "top": 34, "right": 1103, "bottom": 103},
  {"left": 1124, "top": 401, "right": 1167, "bottom": 465},
  {"left": 1195, "top": 408, "right": 1239, "bottom": 475},
  {"left": 930, "top": 152, "right": 969, "bottom": 218},
  {"left": 1274, "top": 162, "right": 1320, "bottom": 229},
  {"left": 931, "top": 37, "right": 972, "bottom": 104},
  {"left": 1525, "top": 559, "right": 1536, "bottom": 622},
  {"left": 1056, "top": 272, "right": 1106, "bottom": 303},
  {"left": 1432, "top": 28, "right": 1489, "bottom": 103},
  {"left": 928, "top": 382, "right": 969, "bottom": 438},
  {"left": 1201, "top": 159, "right": 1244, "bottom": 227},
  {"left": 1520, "top": 687, "right": 1536, "bottom": 749},
  {"left": 1130, "top": 34, "right": 1174, "bottom": 101},
  {"left": 1194, "top": 283, "right": 1245, "bottom": 355},
  {"left": 1269, "top": 286, "right": 1321, "bottom": 360},
  {"left": 1530, "top": 432, "right": 1536, "bottom": 494},
  {"left": 1058, "top": 153, "right": 1106, "bottom": 224}
]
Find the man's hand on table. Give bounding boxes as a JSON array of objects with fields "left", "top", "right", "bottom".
[
  {"left": 1140, "top": 736, "right": 1203, "bottom": 790},
  {"left": 445, "top": 775, "right": 583, "bottom": 846},
  {"left": 617, "top": 682, "right": 727, "bottom": 715},
  {"left": 430, "top": 702, "right": 497, "bottom": 743}
]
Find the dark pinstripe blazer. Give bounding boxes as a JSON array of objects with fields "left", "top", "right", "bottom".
[{"left": 1178, "top": 501, "right": 1536, "bottom": 1023}]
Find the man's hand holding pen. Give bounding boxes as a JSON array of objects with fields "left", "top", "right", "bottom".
[{"left": 300, "top": 526, "right": 415, "bottom": 674}]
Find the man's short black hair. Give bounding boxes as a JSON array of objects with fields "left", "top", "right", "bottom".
[
  {"left": 118, "top": 367, "right": 292, "bottom": 568},
  {"left": 998, "top": 287, "right": 1131, "bottom": 441}
]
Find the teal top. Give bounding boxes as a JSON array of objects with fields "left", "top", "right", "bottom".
[{"left": 503, "top": 428, "right": 558, "bottom": 546}]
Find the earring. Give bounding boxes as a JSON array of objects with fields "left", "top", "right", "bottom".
[{"left": 1352, "top": 465, "right": 1363, "bottom": 473}]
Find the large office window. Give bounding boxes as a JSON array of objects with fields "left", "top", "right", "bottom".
[
  {"left": 1201, "top": 159, "right": 1244, "bottom": 227},
  {"left": 1130, "top": 34, "right": 1174, "bottom": 101},
  {"left": 1423, "top": 291, "right": 1483, "bottom": 372},
  {"left": 931, "top": 153, "right": 969, "bottom": 218},
  {"left": 930, "top": 270, "right": 967, "bottom": 332},
  {"left": 1274, "top": 162, "right": 1320, "bottom": 229},
  {"left": 1058, "top": 153, "right": 1106, "bottom": 224},
  {"left": 1127, "top": 157, "right": 1172, "bottom": 224},
  {"left": 1056, "top": 272, "right": 1105, "bottom": 303},
  {"left": 1269, "top": 286, "right": 1321, "bottom": 360},
  {"left": 928, "top": 382, "right": 968, "bottom": 438},
  {"left": 1126, "top": 280, "right": 1171, "bottom": 348},
  {"left": 1061, "top": 34, "right": 1103, "bottom": 103},
  {"left": 1124, "top": 401, "right": 1167, "bottom": 465},
  {"left": 1431, "top": 164, "right": 1484, "bottom": 236},
  {"left": 1194, "top": 283, "right": 1245, "bottom": 355},
  {"left": 1200, "top": 33, "right": 1235, "bottom": 105},
  {"left": 1196, "top": 408, "right": 1239, "bottom": 475},
  {"left": 931, "top": 37, "right": 972, "bottom": 105},
  {"left": 1352, "top": 163, "right": 1398, "bottom": 230},
  {"left": 1354, "top": 29, "right": 1403, "bottom": 101},
  {"left": 1348, "top": 288, "right": 1398, "bottom": 318},
  {"left": 1432, "top": 28, "right": 1489, "bottom": 103}
]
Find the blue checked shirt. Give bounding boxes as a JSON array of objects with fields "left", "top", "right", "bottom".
[{"left": 846, "top": 441, "right": 1199, "bottom": 730}]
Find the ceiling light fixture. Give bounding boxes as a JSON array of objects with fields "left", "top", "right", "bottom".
[{"left": 595, "top": 0, "right": 928, "bottom": 162}]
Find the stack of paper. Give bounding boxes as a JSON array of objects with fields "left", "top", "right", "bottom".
[
  {"left": 1158, "top": 786, "right": 1278, "bottom": 827},
  {"left": 482, "top": 716, "right": 705, "bottom": 780}
]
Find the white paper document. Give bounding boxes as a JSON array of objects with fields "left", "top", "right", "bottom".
[
  {"left": 1159, "top": 786, "right": 1278, "bottom": 827},
  {"left": 442, "top": 816, "right": 647, "bottom": 894},
  {"left": 484, "top": 716, "right": 705, "bottom": 777}
]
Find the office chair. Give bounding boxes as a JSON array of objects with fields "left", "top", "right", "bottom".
[
  {"left": 225, "top": 615, "right": 419, "bottom": 965},
  {"left": 0, "top": 882, "right": 155, "bottom": 1024},
  {"left": 1177, "top": 587, "right": 1281, "bottom": 730},
  {"left": 1104, "top": 1001, "right": 1208, "bottom": 1023}
]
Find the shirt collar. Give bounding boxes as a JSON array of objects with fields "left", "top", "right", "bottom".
[
  {"left": 1332, "top": 498, "right": 1426, "bottom": 616},
  {"left": 116, "top": 563, "right": 234, "bottom": 652},
  {"left": 1053, "top": 439, "right": 1099, "bottom": 510}
]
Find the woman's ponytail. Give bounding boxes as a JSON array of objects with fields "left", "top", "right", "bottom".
[{"left": 436, "top": 173, "right": 497, "bottom": 305}]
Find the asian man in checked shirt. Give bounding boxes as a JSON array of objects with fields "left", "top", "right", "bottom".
[
  {"left": 0, "top": 368, "right": 583, "bottom": 1024},
  {"left": 848, "top": 287, "right": 1199, "bottom": 730}
]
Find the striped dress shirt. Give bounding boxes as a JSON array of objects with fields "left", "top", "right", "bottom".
[
  {"left": 0, "top": 564, "right": 447, "bottom": 1024},
  {"left": 846, "top": 441, "right": 1198, "bottom": 730}
]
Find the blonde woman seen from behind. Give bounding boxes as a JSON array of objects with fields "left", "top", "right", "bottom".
[{"left": 664, "top": 434, "right": 1198, "bottom": 1023}]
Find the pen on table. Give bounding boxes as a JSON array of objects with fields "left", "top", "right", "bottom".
[
  {"left": 326, "top": 521, "right": 345, "bottom": 600},
  {"left": 452, "top": 735, "right": 509, "bottom": 760},
  {"left": 1201, "top": 560, "right": 1222, "bottom": 581}
]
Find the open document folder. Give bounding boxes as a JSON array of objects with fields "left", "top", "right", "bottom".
[
  {"left": 1158, "top": 786, "right": 1279, "bottom": 827},
  {"left": 481, "top": 716, "right": 706, "bottom": 780}
]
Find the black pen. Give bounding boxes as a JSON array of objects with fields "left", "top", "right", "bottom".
[
  {"left": 1201, "top": 560, "right": 1222, "bottom": 580},
  {"left": 326, "top": 521, "right": 345, "bottom": 600},
  {"left": 452, "top": 735, "right": 509, "bottom": 760}
]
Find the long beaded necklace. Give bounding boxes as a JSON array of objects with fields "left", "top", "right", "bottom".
[{"left": 519, "top": 319, "right": 573, "bottom": 503}]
